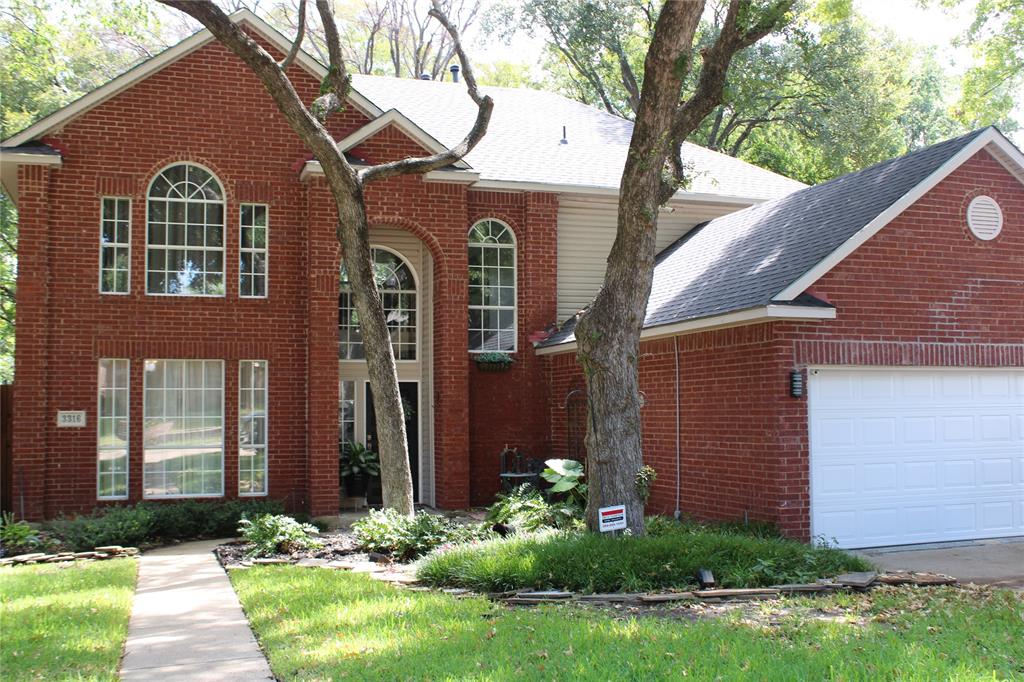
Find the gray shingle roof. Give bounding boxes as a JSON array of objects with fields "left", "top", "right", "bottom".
[
  {"left": 351, "top": 74, "right": 805, "bottom": 200},
  {"left": 541, "top": 128, "right": 989, "bottom": 348}
]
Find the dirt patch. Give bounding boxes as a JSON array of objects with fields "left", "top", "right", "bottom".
[{"left": 215, "top": 530, "right": 378, "bottom": 568}]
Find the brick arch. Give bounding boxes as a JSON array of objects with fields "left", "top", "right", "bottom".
[
  {"left": 367, "top": 214, "right": 448, "bottom": 278},
  {"left": 138, "top": 155, "right": 235, "bottom": 202},
  {"left": 468, "top": 212, "right": 524, "bottom": 242}
]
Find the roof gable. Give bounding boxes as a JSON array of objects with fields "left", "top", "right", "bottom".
[{"left": 335, "top": 109, "right": 470, "bottom": 169}]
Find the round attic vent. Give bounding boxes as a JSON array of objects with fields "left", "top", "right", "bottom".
[{"left": 966, "top": 195, "right": 1003, "bottom": 241}]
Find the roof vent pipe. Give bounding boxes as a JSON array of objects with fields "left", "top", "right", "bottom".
[
  {"left": 560, "top": 125, "right": 568, "bottom": 145},
  {"left": 450, "top": 64, "right": 460, "bottom": 82},
  {"left": 419, "top": 72, "right": 431, "bottom": 80}
]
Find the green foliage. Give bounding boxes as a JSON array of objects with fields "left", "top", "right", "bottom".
[
  {"left": 352, "top": 509, "right": 493, "bottom": 561},
  {"left": 540, "top": 458, "right": 587, "bottom": 507},
  {"left": 418, "top": 526, "right": 870, "bottom": 593},
  {"left": 1, "top": 558, "right": 136, "bottom": 681},
  {"left": 645, "top": 514, "right": 781, "bottom": 539},
  {"left": 339, "top": 441, "right": 381, "bottom": 478},
  {"left": 473, "top": 352, "right": 515, "bottom": 366},
  {"left": 238, "top": 514, "right": 323, "bottom": 558},
  {"left": 0, "top": 512, "right": 40, "bottom": 554},
  {"left": 634, "top": 465, "right": 657, "bottom": 502},
  {"left": 45, "top": 499, "right": 285, "bottom": 551},
  {"left": 486, "top": 484, "right": 582, "bottom": 531}
]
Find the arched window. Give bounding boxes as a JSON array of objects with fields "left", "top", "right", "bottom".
[
  {"left": 339, "top": 247, "right": 417, "bottom": 361},
  {"left": 468, "top": 219, "right": 516, "bottom": 352},
  {"left": 146, "top": 163, "right": 225, "bottom": 295}
]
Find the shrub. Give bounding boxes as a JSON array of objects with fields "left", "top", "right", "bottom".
[
  {"left": 539, "top": 459, "right": 587, "bottom": 507},
  {"left": 417, "top": 527, "right": 872, "bottom": 593},
  {"left": 45, "top": 499, "right": 285, "bottom": 551},
  {"left": 0, "top": 512, "right": 41, "bottom": 556},
  {"left": 238, "top": 514, "right": 323, "bottom": 558},
  {"left": 352, "top": 509, "right": 493, "bottom": 561},
  {"left": 645, "top": 514, "right": 781, "bottom": 540},
  {"left": 486, "top": 485, "right": 581, "bottom": 532}
]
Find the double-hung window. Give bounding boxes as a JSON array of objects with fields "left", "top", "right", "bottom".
[
  {"left": 146, "top": 163, "right": 225, "bottom": 296},
  {"left": 468, "top": 219, "right": 516, "bottom": 351},
  {"left": 143, "top": 360, "right": 224, "bottom": 497},
  {"left": 238, "top": 360, "right": 268, "bottom": 495},
  {"left": 97, "top": 359, "right": 129, "bottom": 499},
  {"left": 100, "top": 198, "right": 131, "bottom": 293},
  {"left": 239, "top": 204, "right": 268, "bottom": 297}
]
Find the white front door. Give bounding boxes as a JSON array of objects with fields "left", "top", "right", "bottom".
[{"left": 809, "top": 368, "right": 1024, "bottom": 548}]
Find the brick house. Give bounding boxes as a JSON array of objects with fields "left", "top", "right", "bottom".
[{"left": 2, "top": 11, "right": 1021, "bottom": 548}]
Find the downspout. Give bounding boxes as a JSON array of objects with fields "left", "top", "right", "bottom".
[{"left": 673, "top": 335, "right": 681, "bottom": 519}]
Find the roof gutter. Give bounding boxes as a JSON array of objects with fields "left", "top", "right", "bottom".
[
  {"left": 0, "top": 149, "right": 63, "bottom": 204},
  {"left": 534, "top": 303, "right": 837, "bottom": 356},
  {"left": 300, "top": 160, "right": 481, "bottom": 184}
]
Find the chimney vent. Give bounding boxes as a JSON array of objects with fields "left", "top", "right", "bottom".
[
  {"left": 419, "top": 72, "right": 431, "bottom": 80},
  {"left": 450, "top": 64, "right": 460, "bottom": 82}
]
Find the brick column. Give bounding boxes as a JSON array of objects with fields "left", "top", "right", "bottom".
[
  {"left": 12, "top": 165, "right": 53, "bottom": 520},
  {"left": 305, "top": 180, "right": 340, "bottom": 516}
]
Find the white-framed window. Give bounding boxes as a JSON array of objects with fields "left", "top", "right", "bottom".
[
  {"left": 339, "top": 379, "right": 356, "bottom": 451},
  {"left": 468, "top": 219, "right": 516, "bottom": 351},
  {"left": 238, "top": 360, "right": 268, "bottom": 496},
  {"left": 97, "top": 359, "right": 129, "bottom": 499},
  {"left": 143, "top": 359, "right": 224, "bottom": 498},
  {"left": 146, "top": 163, "right": 225, "bottom": 296},
  {"left": 240, "top": 204, "right": 268, "bottom": 298},
  {"left": 339, "top": 247, "right": 417, "bottom": 361},
  {"left": 100, "top": 197, "right": 131, "bottom": 294}
]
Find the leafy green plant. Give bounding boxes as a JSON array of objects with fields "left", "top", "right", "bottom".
[
  {"left": 473, "top": 352, "right": 515, "bottom": 370},
  {"left": 645, "top": 514, "right": 781, "bottom": 539},
  {"left": 486, "top": 484, "right": 581, "bottom": 531},
  {"left": 0, "top": 512, "right": 40, "bottom": 555},
  {"left": 634, "top": 465, "right": 657, "bottom": 502},
  {"left": 340, "top": 442, "right": 381, "bottom": 478},
  {"left": 238, "top": 514, "right": 323, "bottom": 558},
  {"left": 540, "top": 458, "right": 587, "bottom": 507},
  {"left": 352, "top": 509, "right": 492, "bottom": 561}
]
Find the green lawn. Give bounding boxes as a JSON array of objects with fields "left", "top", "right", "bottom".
[
  {"left": 0, "top": 559, "right": 136, "bottom": 681},
  {"left": 231, "top": 565, "right": 1024, "bottom": 681}
]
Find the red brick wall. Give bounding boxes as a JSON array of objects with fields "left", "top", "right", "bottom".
[
  {"left": 11, "top": 35, "right": 560, "bottom": 518},
  {"left": 544, "top": 149, "right": 1023, "bottom": 540}
]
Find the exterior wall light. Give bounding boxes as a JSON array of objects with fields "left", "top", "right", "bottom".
[{"left": 790, "top": 370, "right": 805, "bottom": 398}]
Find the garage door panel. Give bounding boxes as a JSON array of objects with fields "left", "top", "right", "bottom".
[{"left": 810, "top": 368, "right": 1024, "bottom": 548}]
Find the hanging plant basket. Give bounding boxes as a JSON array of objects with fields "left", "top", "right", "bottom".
[{"left": 474, "top": 352, "right": 515, "bottom": 372}]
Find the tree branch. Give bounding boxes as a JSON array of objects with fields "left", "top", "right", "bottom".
[
  {"left": 279, "top": 0, "right": 306, "bottom": 69},
  {"left": 358, "top": 0, "right": 493, "bottom": 184}
]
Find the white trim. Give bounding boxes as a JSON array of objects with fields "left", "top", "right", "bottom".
[
  {"left": 0, "top": 9, "right": 380, "bottom": 148},
  {"left": 334, "top": 109, "right": 470, "bottom": 169},
  {"left": 97, "top": 358, "right": 130, "bottom": 501},
  {"left": 423, "top": 169, "right": 481, "bottom": 183},
  {"left": 470, "top": 179, "right": 763, "bottom": 205},
  {"left": 0, "top": 151, "right": 62, "bottom": 165},
  {"left": 239, "top": 203, "right": 270, "bottom": 298},
  {"left": 98, "top": 196, "right": 132, "bottom": 295},
  {"left": 238, "top": 359, "right": 269, "bottom": 497},
  {"left": 775, "top": 128, "right": 1024, "bottom": 301},
  {"left": 535, "top": 304, "right": 837, "bottom": 355},
  {"left": 467, "top": 218, "right": 518, "bottom": 353}
]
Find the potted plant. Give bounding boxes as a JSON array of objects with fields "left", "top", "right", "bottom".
[
  {"left": 340, "top": 442, "right": 380, "bottom": 498},
  {"left": 474, "top": 352, "right": 515, "bottom": 372}
]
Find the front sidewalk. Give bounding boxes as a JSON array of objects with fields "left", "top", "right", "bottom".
[{"left": 119, "top": 539, "right": 273, "bottom": 681}]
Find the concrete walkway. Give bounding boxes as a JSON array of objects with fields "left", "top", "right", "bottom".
[
  {"left": 859, "top": 537, "right": 1024, "bottom": 589},
  {"left": 120, "top": 539, "right": 274, "bottom": 681}
]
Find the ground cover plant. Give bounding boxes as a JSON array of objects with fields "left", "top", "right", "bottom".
[
  {"left": 231, "top": 565, "right": 1024, "bottom": 680},
  {"left": 417, "top": 527, "right": 872, "bottom": 593},
  {"left": 239, "top": 514, "right": 323, "bottom": 558},
  {"left": 0, "top": 558, "right": 136, "bottom": 680},
  {"left": 352, "top": 509, "right": 493, "bottom": 560},
  {"left": 486, "top": 484, "right": 581, "bottom": 532},
  {"left": 45, "top": 499, "right": 284, "bottom": 551}
]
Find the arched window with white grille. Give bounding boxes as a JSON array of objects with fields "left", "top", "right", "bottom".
[
  {"left": 339, "top": 247, "right": 418, "bottom": 361},
  {"left": 468, "top": 219, "right": 516, "bottom": 352}
]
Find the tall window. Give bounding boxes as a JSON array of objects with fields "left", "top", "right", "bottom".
[
  {"left": 339, "top": 379, "right": 355, "bottom": 451},
  {"left": 240, "top": 204, "right": 268, "bottom": 298},
  {"left": 468, "top": 219, "right": 516, "bottom": 351},
  {"left": 100, "top": 198, "right": 131, "bottom": 294},
  {"left": 339, "top": 248, "right": 417, "bottom": 360},
  {"left": 146, "top": 163, "right": 225, "bottom": 296},
  {"left": 97, "top": 359, "right": 129, "bottom": 499},
  {"left": 239, "top": 360, "right": 268, "bottom": 495},
  {"left": 143, "top": 360, "right": 224, "bottom": 497}
]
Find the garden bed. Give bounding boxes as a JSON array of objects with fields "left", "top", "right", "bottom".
[{"left": 215, "top": 529, "right": 374, "bottom": 567}]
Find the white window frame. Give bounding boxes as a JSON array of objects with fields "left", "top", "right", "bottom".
[
  {"left": 239, "top": 203, "right": 269, "bottom": 298},
  {"left": 97, "top": 358, "right": 130, "bottom": 500},
  {"left": 468, "top": 219, "right": 517, "bottom": 353},
  {"left": 99, "top": 197, "right": 131, "bottom": 295},
  {"left": 339, "top": 245, "right": 419, "bottom": 363},
  {"left": 339, "top": 378, "right": 356, "bottom": 451},
  {"left": 145, "top": 162, "right": 226, "bottom": 297},
  {"left": 238, "top": 359, "right": 269, "bottom": 496},
  {"left": 142, "top": 359, "right": 225, "bottom": 499}
]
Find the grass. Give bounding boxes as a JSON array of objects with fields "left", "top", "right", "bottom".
[
  {"left": 0, "top": 558, "right": 137, "bottom": 681},
  {"left": 231, "top": 565, "right": 1024, "bottom": 680},
  {"left": 416, "top": 528, "right": 872, "bottom": 593}
]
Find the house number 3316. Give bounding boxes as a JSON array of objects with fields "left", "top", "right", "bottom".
[{"left": 56, "top": 411, "right": 87, "bottom": 428}]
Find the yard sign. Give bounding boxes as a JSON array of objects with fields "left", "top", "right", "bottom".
[{"left": 598, "top": 505, "right": 627, "bottom": 532}]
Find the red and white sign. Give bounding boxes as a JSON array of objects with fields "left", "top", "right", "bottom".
[{"left": 598, "top": 505, "right": 627, "bottom": 532}]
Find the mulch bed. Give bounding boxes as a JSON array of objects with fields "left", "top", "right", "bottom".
[{"left": 215, "top": 530, "right": 377, "bottom": 568}]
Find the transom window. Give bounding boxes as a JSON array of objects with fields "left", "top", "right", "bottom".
[
  {"left": 146, "top": 163, "right": 225, "bottom": 296},
  {"left": 339, "top": 248, "right": 417, "bottom": 361},
  {"left": 468, "top": 219, "right": 516, "bottom": 352}
]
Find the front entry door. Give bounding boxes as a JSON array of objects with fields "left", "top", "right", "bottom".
[{"left": 365, "top": 382, "right": 420, "bottom": 503}]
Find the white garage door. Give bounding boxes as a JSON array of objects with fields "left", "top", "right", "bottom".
[{"left": 809, "top": 368, "right": 1024, "bottom": 548}]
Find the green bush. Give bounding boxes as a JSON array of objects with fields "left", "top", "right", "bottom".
[
  {"left": 238, "top": 514, "right": 323, "bottom": 558},
  {"left": 0, "top": 512, "right": 41, "bottom": 555},
  {"left": 417, "top": 528, "right": 872, "bottom": 593},
  {"left": 45, "top": 499, "right": 285, "bottom": 551},
  {"left": 486, "top": 485, "right": 581, "bottom": 532},
  {"left": 645, "top": 514, "right": 781, "bottom": 539},
  {"left": 352, "top": 509, "right": 493, "bottom": 561}
]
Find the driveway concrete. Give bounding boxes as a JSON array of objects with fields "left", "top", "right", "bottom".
[
  {"left": 859, "top": 537, "right": 1024, "bottom": 589},
  {"left": 119, "top": 539, "right": 273, "bottom": 681}
]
